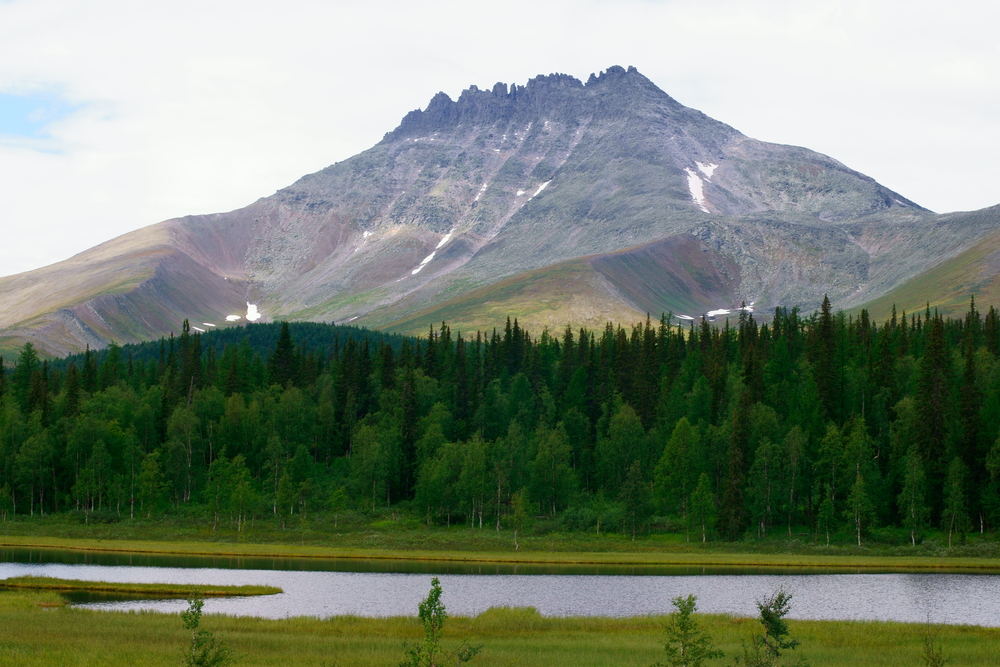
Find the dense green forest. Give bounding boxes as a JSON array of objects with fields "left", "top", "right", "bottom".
[{"left": 2, "top": 298, "right": 1000, "bottom": 546}]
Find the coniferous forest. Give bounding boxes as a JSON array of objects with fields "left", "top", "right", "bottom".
[{"left": 3, "top": 297, "right": 1000, "bottom": 547}]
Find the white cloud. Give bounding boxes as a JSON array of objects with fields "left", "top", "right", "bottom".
[{"left": 0, "top": 0, "right": 997, "bottom": 277}]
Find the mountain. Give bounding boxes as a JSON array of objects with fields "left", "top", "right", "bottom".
[
  {"left": 854, "top": 204, "right": 1000, "bottom": 320},
  {"left": 2, "top": 65, "right": 998, "bottom": 356}
]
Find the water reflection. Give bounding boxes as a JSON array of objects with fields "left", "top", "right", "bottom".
[{"left": 1, "top": 555, "right": 1000, "bottom": 626}]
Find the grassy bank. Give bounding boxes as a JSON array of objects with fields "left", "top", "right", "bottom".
[
  {"left": 3, "top": 514, "right": 1000, "bottom": 571},
  {"left": 0, "top": 590, "right": 997, "bottom": 666},
  {"left": 0, "top": 576, "right": 280, "bottom": 597}
]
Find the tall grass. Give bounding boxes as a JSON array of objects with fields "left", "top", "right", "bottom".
[{"left": 1, "top": 592, "right": 998, "bottom": 666}]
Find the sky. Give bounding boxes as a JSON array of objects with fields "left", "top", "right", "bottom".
[{"left": 0, "top": 0, "right": 997, "bottom": 278}]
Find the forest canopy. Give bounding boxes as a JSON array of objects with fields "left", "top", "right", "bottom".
[{"left": 2, "top": 298, "right": 999, "bottom": 546}]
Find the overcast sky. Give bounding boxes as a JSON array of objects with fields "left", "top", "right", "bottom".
[{"left": 1, "top": 0, "right": 997, "bottom": 278}]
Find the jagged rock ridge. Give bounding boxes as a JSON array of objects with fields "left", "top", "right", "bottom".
[{"left": 1, "top": 66, "right": 996, "bottom": 355}]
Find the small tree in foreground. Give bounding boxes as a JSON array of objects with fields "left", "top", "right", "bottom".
[
  {"left": 921, "top": 619, "right": 946, "bottom": 667},
  {"left": 653, "top": 594, "right": 723, "bottom": 667},
  {"left": 181, "top": 596, "right": 237, "bottom": 667},
  {"left": 401, "top": 577, "right": 481, "bottom": 667},
  {"left": 736, "top": 588, "right": 808, "bottom": 667}
]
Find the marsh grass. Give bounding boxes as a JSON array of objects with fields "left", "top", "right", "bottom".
[
  {"left": 5, "top": 509, "right": 1000, "bottom": 555},
  {"left": 3, "top": 528, "right": 1000, "bottom": 573},
  {"left": 1, "top": 592, "right": 998, "bottom": 666},
  {"left": 1, "top": 576, "right": 280, "bottom": 597}
]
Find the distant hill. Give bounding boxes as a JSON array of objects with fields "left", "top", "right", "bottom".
[{"left": 50, "top": 321, "right": 410, "bottom": 372}]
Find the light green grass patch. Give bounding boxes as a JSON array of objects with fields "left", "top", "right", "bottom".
[{"left": 1, "top": 576, "right": 281, "bottom": 598}]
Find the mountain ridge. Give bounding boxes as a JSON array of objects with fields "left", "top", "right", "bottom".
[{"left": 1, "top": 65, "right": 995, "bottom": 356}]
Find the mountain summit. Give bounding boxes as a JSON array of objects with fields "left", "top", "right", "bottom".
[{"left": 2, "top": 66, "right": 997, "bottom": 355}]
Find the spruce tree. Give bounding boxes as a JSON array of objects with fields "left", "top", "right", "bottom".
[
  {"left": 915, "top": 314, "right": 949, "bottom": 476},
  {"left": 63, "top": 363, "right": 81, "bottom": 417},
  {"left": 719, "top": 392, "right": 751, "bottom": 540},
  {"left": 11, "top": 342, "right": 39, "bottom": 412},
  {"left": 811, "top": 295, "right": 837, "bottom": 421},
  {"left": 619, "top": 459, "right": 649, "bottom": 539},
  {"left": 267, "top": 322, "right": 298, "bottom": 387}
]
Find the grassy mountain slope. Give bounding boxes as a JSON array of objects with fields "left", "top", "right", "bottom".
[
  {"left": 384, "top": 234, "right": 742, "bottom": 335},
  {"left": 857, "top": 205, "right": 1000, "bottom": 320},
  {"left": 382, "top": 261, "right": 647, "bottom": 336}
]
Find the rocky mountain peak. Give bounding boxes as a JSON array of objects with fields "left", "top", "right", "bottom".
[
  {"left": 3, "top": 65, "right": 986, "bottom": 358},
  {"left": 386, "top": 65, "right": 682, "bottom": 141}
]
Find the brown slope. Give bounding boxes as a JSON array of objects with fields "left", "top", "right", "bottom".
[{"left": 0, "top": 222, "right": 251, "bottom": 357}]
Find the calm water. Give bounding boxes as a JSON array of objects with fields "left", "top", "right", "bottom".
[{"left": 2, "top": 549, "right": 999, "bottom": 626}]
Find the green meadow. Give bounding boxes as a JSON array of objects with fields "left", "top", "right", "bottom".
[
  {"left": 4, "top": 511, "right": 1000, "bottom": 571},
  {"left": 1, "top": 590, "right": 997, "bottom": 666}
]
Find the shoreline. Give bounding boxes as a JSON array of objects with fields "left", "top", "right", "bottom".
[{"left": 4, "top": 534, "right": 1000, "bottom": 572}]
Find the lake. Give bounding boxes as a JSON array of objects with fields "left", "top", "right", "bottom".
[{"left": 2, "top": 547, "right": 998, "bottom": 626}]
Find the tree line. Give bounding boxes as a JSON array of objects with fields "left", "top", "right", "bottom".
[{"left": 2, "top": 297, "right": 1000, "bottom": 544}]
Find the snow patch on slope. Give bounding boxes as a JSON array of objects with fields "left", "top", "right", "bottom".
[
  {"left": 435, "top": 229, "right": 454, "bottom": 249},
  {"left": 684, "top": 168, "right": 709, "bottom": 213},
  {"left": 705, "top": 303, "right": 755, "bottom": 319},
  {"left": 529, "top": 181, "right": 551, "bottom": 199},
  {"left": 411, "top": 226, "right": 458, "bottom": 274},
  {"left": 696, "top": 162, "right": 718, "bottom": 179},
  {"left": 412, "top": 252, "right": 436, "bottom": 274},
  {"left": 246, "top": 303, "right": 261, "bottom": 322}
]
